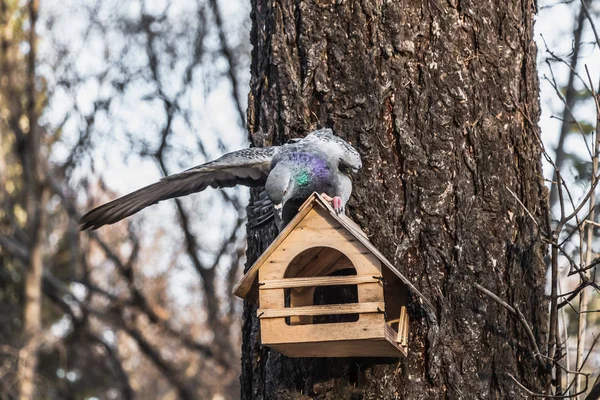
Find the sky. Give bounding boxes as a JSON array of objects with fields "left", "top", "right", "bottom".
[{"left": 536, "top": 0, "right": 600, "bottom": 186}]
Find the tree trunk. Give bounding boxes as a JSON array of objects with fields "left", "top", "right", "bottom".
[
  {"left": 17, "top": 2, "right": 47, "bottom": 399},
  {"left": 242, "top": 1, "right": 550, "bottom": 398}
]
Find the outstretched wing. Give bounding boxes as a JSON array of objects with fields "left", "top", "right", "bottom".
[{"left": 80, "top": 147, "right": 278, "bottom": 230}]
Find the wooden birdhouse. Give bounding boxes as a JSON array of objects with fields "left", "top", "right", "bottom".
[{"left": 234, "top": 193, "right": 431, "bottom": 358}]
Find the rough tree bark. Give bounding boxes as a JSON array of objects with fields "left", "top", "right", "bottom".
[{"left": 242, "top": 1, "right": 549, "bottom": 398}]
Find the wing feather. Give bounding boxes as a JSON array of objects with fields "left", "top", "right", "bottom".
[{"left": 80, "top": 146, "right": 277, "bottom": 230}]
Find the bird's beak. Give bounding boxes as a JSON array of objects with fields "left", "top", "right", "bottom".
[
  {"left": 351, "top": 167, "right": 360, "bottom": 174},
  {"left": 274, "top": 203, "right": 283, "bottom": 219}
]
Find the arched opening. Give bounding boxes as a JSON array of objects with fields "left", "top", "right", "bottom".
[{"left": 283, "top": 246, "right": 360, "bottom": 325}]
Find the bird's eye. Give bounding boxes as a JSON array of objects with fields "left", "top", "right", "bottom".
[{"left": 283, "top": 189, "right": 287, "bottom": 195}]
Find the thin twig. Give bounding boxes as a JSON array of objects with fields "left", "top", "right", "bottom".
[
  {"left": 508, "top": 373, "right": 588, "bottom": 398},
  {"left": 580, "top": 0, "right": 600, "bottom": 49},
  {"left": 506, "top": 187, "right": 541, "bottom": 230},
  {"left": 473, "top": 283, "right": 542, "bottom": 360}
]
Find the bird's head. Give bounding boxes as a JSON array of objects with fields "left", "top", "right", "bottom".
[
  {"left": 265, "top": 165, "right": 295, "bottom": 220},
  {"left": 346, "top": 153, "right": 362, "bottom": 174}
]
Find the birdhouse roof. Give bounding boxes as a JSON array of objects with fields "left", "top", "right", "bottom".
[{"left": 233, "top": 193, "right": 434, "bottom": 313}]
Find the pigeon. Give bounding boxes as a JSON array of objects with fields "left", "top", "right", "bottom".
[{"left": 79, "top": 128, "right": 362, "bottom": 231}]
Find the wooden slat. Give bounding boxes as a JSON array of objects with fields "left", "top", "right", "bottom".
[
  {"left": 261, "top": 313, "right": 384, "bottom": 344},
  {"left": 384, "top": 323, "right": 408, "bottom": 357},
  {"left": 259, "top": 288, "right": 283, "bottom": 308},
  {"left": 258, "top": 302, "right": 384, "bottom": 319},
  {"left": 397, "top": 306, "right": 409, "bottom": 347},
  {"left": 268, "top": 338, "right": 404, "bottom": 358},
  {"left": 401, "top": 308, "right": 409, "bottom": 348},
  {"left": 358, "top": 281, "right": 384, "bottom": 303},
  {"left": 260, "top": 275, "right": 379, "bottom": 289}
]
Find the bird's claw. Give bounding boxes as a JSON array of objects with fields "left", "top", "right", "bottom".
[
  {"left": 333, "top": 196, "right": 344, "bottom": 214},
  {"left": 320, "top": 193, "right": 345, "bottom": 215}
]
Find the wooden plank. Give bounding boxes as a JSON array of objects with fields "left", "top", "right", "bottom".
[
  {"left": 259, "top": 288, "right": 284, "bottom": 308},
  {"left": 385, "top": 323, "right": 408, "bottom": 356},
  {"left": 396, "top": 306, "right": 406, "bottom": 343},
  {"left": 311, "top": 194, "right": 368, "bottom": 238},
  {"left": 268, "top": 338, "right": 404, "bottom": 357},
  {"left": 358, "top": 281, "right": 384, "bottom": 303},
  {"left": 341, "top": 216, "right": 369, "bottom": 239},
  {"left": 256, "top": 209, "right": 382, "bottom": 282},
  {"left": 260, "top": 313, "right": 384, "bottom": 344},
  {"left": 258, "top": 302, "right": 384, "bottom": 319},
  {"left": 400, "top": 306, "right": 409, "bottom": 348},
  {"left": 329, "top": 256, "right": 354, "bottom": 271},
  {"left": 236, "top": 197, "right": 387, "bottom": 299},
  {"left": 260, "top": 275, "right": 379, "bottom": 289}
]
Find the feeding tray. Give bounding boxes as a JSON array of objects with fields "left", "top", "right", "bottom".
[{"left": 234, "top": 193, "right": 430, "bottom": 357}]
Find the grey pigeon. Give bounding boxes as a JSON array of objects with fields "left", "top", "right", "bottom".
[{"left": 79, "top": 128, "right": 362, "bottom": 231}]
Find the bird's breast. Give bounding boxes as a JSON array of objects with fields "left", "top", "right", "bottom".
[{"left": 286, "top": 152, "right": 331, "bottom": 179}]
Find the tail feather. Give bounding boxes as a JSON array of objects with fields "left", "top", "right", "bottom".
[{"left": 79, "top": 181, "right": 176, "bottom": 230}]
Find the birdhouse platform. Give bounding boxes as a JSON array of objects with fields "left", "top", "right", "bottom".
[{"left": 233, "top": 193, "right": 429, "bottom": 358}]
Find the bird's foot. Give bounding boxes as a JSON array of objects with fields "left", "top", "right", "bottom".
[{"left": 320, "top": 193, "right": 345, "bottom": 215}]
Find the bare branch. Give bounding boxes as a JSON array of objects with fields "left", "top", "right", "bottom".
[
  {"left": 506, "top": 186, "right": 541, "bottom": 230},
  {"left": 580, "top": 0, "right": 600, "bottom": 49},
  {"left": 508, "top": 373, "right": 588, "bottom": 398},
  {"left": 473, "top": 283, "right": 542, "bottom": 361},
  {"left": 541, "top": 6, "right": 593, "bottom": 207}
]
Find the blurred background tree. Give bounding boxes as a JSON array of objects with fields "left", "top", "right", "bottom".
[
  {"left": 2, "top": 0, "right": 250, "bottom": 398},
  {"left": 538, "top": 0, "right": 600, "bottom": 397},
  {"left": 0, "top": 0, "right": 599, "bottom": 399}
]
